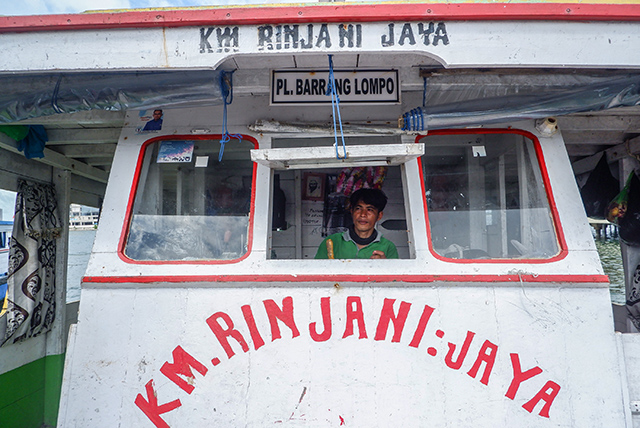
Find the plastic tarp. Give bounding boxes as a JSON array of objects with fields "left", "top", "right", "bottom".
[
  {"left": 2, "top": 69, "right": 640, "bottom": 127},
  {"left": 0, "top": 70, "right": 223, "bottom": 124},
  {"left": 401, "top": 72, "right": 640, "bottom": 131}
]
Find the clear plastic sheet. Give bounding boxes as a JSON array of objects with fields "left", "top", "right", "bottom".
[
  {"left": 402, "top": 72, "right": 640, "bottom": 131},
  {"left": 0, "top": 70, "right": 223, "bottom": 123}
]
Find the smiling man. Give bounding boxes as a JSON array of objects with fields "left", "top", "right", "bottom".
[{"left": 315, "top": 188, "right": 398, "bottom": 259}]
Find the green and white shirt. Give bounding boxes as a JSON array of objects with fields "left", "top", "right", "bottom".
[{"left": 314, "top": 229, "right": 399, "bottom": 259}]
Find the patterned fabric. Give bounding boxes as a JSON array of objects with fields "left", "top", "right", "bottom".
[
  {"left": 627, "top": 259, "right": 640, "bottom": 331},
  {"left": 1, "top": 180, "right": 60, "bottom": 346}
]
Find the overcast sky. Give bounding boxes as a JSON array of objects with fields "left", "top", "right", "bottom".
[
  {"left": 0, "top": 191, "right": 15, "bottom": 222},
  {"left": 0, "top": 0, "right": 211, "bottom": 16},
  {"left": 0, "top": 0, "right": 305, "bottom": 16}
]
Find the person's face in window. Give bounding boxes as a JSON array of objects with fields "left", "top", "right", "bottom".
[
  {"left": 351, "top": 200, "right": 383, "bottom": 238},
  {"left": 153, "top": 110, "right": 162, "bottom": 120}
]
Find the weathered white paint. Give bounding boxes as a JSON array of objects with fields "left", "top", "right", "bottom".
[
  {"left": 59, "top": 284, "right": 626, "bottom": 427},
  {"left": 251, "top": 143, "right": 423, "bottom": 169},
  {"left": 2, "top": 21, "right": 640, "bottom": 72},
  {"left": 59, "top": 107, "right": 629, "bottom": 427},
  {"left": 26, "top": 10, "right": 636, "bottom": 426}
]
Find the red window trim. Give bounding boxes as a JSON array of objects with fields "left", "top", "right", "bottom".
[
  {"left": 117, "top": 134, "right": 258, "bottom": 265},
  {"left": 417, "top": 128, "right": 569, "bottom": 264}
]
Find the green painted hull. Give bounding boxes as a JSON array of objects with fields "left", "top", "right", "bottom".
[{"left": 0, "top": 353, "right": 65, "bottom": 428}]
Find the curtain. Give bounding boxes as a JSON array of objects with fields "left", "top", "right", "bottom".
[{"left": 0, "top": 180, "right": 61, "bottom": 346}]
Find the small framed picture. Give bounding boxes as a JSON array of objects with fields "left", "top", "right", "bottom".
[
  {"left": 303, "top": 173, "right": 325, "bottom": 201},
  {"left": 138, "top": 108, "right": 164, "bottom": 133}
]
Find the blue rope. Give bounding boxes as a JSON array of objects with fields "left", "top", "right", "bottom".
[
  {"left": 401, "top": 107, "right": 425, "bottom": 132},
  {"left": 422, "top": 76, "right": 427, "bottom": 107},
  {"left": 219, "top": 70, "right": 243, "bottom": 162},
  {"left": 397, "top": 77, "right": 429, "bottom": 132},
  {"left": 326, "top": 55, "right": 346, "bottom": 159}
]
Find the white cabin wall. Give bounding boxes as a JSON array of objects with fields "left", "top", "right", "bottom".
[
  {"left": 87, "top": 110, "right": 606, "bottom": 279},
  {"left": 3, "top": 22, "right": 640, "bottom": 73},
  {"left": 60, "top": 283, "right": 628, "bottom": 428},
  {"left": 621, "top": 334, "right": 640, "bottom": 427},
  {"left": 534, "top": 127, "right": 602, "bottom": 254}
]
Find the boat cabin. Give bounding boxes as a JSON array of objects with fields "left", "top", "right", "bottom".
[{"left": 0, "top": 3, "right": 639, "bottom": 428}]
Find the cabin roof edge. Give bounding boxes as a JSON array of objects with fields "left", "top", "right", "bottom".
[{"left": 1, "top": 2, "right": 640, "bottom": 34}]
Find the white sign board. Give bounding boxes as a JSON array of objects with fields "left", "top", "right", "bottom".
[{"left": 271, "top": 69, "right": 399, "bottom": 104}]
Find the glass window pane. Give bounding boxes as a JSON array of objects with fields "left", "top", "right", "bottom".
[
  {"left": 125, "top": 138, "right": 254, "bottom": 261},
  {"left": 421, "top": 132, "right": 559, "bottom": 260}
]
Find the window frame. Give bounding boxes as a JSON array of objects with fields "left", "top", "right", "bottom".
[
  {"left": 266, "top": 164, "right": 415, "bottom": 260},
  {"left": 118, "top": 134, "right": 258, "bottom": 265},
  {"left": 418, "top": 128, "right": 568, "bottom": 264}
]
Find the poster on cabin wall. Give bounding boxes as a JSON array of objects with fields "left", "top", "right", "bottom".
[{"left": 157, "top": 141, "right": 194, "bottom": 163}]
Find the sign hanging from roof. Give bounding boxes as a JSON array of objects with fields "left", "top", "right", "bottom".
[{"left": 271, "top": 69, "right": 400, "bottom": 105}]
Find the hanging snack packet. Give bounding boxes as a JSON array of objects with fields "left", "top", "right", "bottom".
[{"left": 607, "top": 171, "right": 633, "bottom": 224}]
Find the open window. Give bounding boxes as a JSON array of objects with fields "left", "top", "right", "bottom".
[
  {"left": 124, "top": 136, "right": 255, "bottom": 261},
  {"left": 253, "top": 136, "right": 421, "bottom": 260},
  {"left": 421, "top": 131, "right": 560, "bottom": 260}
]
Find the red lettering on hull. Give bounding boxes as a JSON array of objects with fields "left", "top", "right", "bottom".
[
  {"left": 135, "top": 380, "right": 182, "bottom": 428},
  {"left": 135, "top": 295, "right": 562, "bottom": 426}
]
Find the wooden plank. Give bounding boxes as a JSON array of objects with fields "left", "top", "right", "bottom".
[
  {"left": 559, "top": 115, "right": 640, "bottom": 133},
  {"left": 70, "top": 175, "right": 107, "bottom": 208},
  {"left": 14, "top": 110, "right": 125, "bottom": 127},
  {"left": 0, "top": 134, "right": 109, "bottom": 183},
  {"left": 45, "top": 129, "right": 121, "bottom": 145},
  {"left": 0, "top": 147, "right": 53, "bottom": 190},
  {"left": 571, "top": 137, "right": 640, "bottom": 175},
  {"left": 53, "top": 144, "right": 117, "bottom": 158}
]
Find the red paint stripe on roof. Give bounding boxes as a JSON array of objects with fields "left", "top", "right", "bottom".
[{"left": 1, "top": 3, "right": 640, "bottom": 33}]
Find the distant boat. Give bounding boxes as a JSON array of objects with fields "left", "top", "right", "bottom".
[
  {"left": 0, "top": 220, "right": 10, "bottom": 317},
  {"left": 0, "top": 220, "right": 11, "bottom": 278}
]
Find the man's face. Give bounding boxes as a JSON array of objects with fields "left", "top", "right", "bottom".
[
  {"left": 351, "top": 200, "right": 383, "bottom": 237},
  {"left": 153, "top": 111, "right": 162, "bottom": 120}
]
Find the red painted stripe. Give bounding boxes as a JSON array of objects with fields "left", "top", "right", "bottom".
[
  {"left": 83, "top": 273, "right": 610, "bottom": 284},
  {"left": 1, "top": 3, "right": 640, "bottom": 33}
]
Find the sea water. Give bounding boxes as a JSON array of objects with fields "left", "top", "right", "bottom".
[
  {"left": 67, "top": 229, "right": 96, "bottom": 303},
  {"left": 593, "top": 234, "right": 626, "bottom": 305}
]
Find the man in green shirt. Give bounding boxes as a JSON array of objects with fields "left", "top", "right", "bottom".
[{"left": 315, "top": 188, "right": 399, "bottom": 259}]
